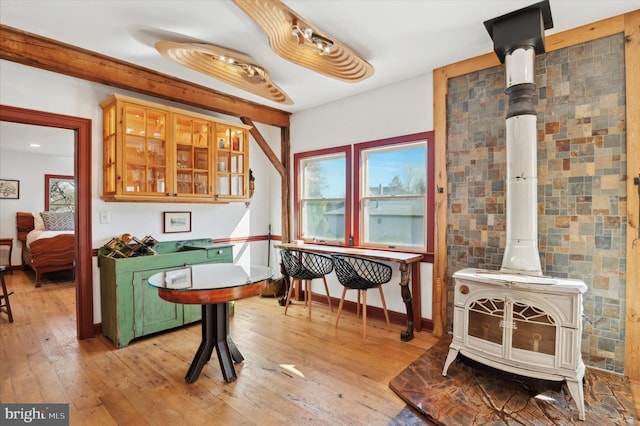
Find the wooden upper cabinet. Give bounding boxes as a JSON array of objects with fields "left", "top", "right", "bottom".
[
  {"left": 100, "top": 94, "right": 251, "bottom": 203},
  {"left": 214, "top": 124, "right": 249, "bottom": 199},
  {"left": 173, "top": 113, "right": 211, "bottom": 199}
]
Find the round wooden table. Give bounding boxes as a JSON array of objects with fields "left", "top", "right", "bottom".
[{"left": 148, "top": 263, "right": 273, "bottom": 383}]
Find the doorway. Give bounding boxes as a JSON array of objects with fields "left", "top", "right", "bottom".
[{"left": 0, "top": 105, "right": 93, "bottom": 339}]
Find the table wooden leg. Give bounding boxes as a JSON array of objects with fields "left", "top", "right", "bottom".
[
  {"left": 185, "top": 303, "right": 243, "bottom": 383},
  {"left": 398, "top": 262, "right": 415, "bottom": 341}
]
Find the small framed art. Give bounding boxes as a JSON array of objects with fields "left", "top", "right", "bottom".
[
  {"left": 163, "top": 211, "right": 191, "bottom": 233},
  {"left": 0, "top": 179, "right": 19, "bottom": 199}
]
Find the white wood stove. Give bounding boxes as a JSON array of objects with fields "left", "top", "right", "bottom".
[
  {"left": 442, "top": 2, "right": 588, "bottom": 421},
  {"left": 442, "top": 269, "right": 587, "bottom": 420}
]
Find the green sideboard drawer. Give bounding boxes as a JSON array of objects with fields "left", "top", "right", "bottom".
[
  {"left": 99, "top": 240, "right": 233, "bottom": 348},
  {"left": 181, "top": 244, "right": 232, "bottom": 262}
]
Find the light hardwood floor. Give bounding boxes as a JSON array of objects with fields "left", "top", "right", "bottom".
[
  {"left": 2, "top": 270, "right": 638, "bottom": 424},
  {"left": 0, "top": 270, "right": 439, "bottom": 425}
]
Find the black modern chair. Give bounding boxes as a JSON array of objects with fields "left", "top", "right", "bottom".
[
  {"left": 331, "top": 254, "right": 392, "bottom": 337},
  {"left": 280, "top": 249, "right": 334, "bottom": 319}
]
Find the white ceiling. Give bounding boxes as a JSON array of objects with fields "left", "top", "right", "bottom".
[{"left": 1, "top": 0, "right": 639, "bottom": 156}]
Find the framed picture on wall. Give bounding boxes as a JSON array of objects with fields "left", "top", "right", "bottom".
[
  {"left": 163, "top": 211, "right": 191, "bottom": 233},
  {"left": 0, "top": 179, "right": 19, "bottom": 199}
]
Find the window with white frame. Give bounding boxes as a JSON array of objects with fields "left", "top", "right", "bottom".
[
  {"left": 295, "top": 146, "right": 350, "bottom": 244},
  {"left": 356, "top": 141, "right": 427, "bottom": 250}
]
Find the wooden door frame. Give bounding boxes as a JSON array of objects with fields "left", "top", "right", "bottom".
[{"left": 0, "top": 104, "right": 93, "bottom": 340}]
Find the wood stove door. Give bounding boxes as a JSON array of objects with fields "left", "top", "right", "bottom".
[
  {"left": 466, "top": 297, "right": 506, "bottom": 358},
  {"left": 508, "top": 299, "right": 558, "bottom": 368},
  {"left": 464, "top": 293, "right": 561, "bottom": 370}
]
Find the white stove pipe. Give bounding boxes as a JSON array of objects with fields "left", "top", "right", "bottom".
[{"left": 500, "top": 47, "right": 542, "bottom": 276}]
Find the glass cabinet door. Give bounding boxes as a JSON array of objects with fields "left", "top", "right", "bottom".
[
  {"left": 216, "top": 125, "right": 247, "bottom": 199},
  {"left": 102, "top": 103, "right": 118, "bottom": 195},
  {"left": 122, "top": 104, "right": 167, "bottom": 195},
  {"left": 174, "top": 114, "right": 211, "bottom": 197}
]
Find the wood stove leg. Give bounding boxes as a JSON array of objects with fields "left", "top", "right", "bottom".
[
  {"left": 565, "top": 377, "right": 586, "bottom": 421},
  {"left": 442, "top": 347, "right": 459, "bottom": 376},
  {"left": 398, "top": 262, "right": 414, "bottom": 341}
]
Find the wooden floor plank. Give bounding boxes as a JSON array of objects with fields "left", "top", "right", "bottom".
[{"left": 12, "top": 269, "right": 637, "bottom": 424}]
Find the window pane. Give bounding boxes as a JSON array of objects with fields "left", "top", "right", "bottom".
[
  {"left": 302, "top": 156, "right": 345, "bottom": 198},
  {"left": 363, "top": 144, "right": 426, "bottom": 196},
  {"left": 301, "top": 200, "right": 345, "bottom": 241},
  {"left": 49, "top": 179, "right": 75, "bottom": 212},
  {"left": 363, "top": 198, "right": 424, "bottom": 247}
]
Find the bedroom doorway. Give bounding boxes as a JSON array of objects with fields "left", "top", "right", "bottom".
[{"left": 0, "top": 105, "right": 93, "bottom": 340}]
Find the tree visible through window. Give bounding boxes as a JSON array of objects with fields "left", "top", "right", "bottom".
[
  {"left": 296, "top": 148, "right": 350, "bottom": 243},
  {"left": 45, "top": 174, "right": 75, "bottom": 212}
]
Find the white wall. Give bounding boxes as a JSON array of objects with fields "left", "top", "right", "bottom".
[
  {"left": 0, "top": 149, "right": 74, "bottom": 257},
  {"left": 0, "top": 60, "right": 282, "bottom": 321},
  {"left": 289, "top": 73, "right": 434, "bottom": 319}
]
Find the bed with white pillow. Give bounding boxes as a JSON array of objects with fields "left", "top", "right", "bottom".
[{"left": 16, "top": 211, "right": 75, "bottom": 287}]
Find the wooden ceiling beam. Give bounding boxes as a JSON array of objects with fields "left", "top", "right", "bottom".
[
  {"left": 0, "top": 24, "right": 291, "bottom": 128},
  {"left": 241, "top": 117, "right": 286, "bottom": 177},
  {"left": 240, "top": 116, "right": 291, "bottom": 244}
]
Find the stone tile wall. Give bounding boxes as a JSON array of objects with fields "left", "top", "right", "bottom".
[{"left": 446, "top": 34, "right": 627, "bottom": 372}]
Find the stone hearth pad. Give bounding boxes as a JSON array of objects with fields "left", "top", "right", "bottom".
[{"left": 389, "top": 336, "right": 636, "bottom": 425}]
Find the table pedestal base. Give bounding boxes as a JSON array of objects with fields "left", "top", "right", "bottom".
[{"left": 186, "top": 303, "right": 243, "bottom": 383}]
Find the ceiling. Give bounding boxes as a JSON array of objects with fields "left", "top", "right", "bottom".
[{"left": 1, "top": 0, "right": 638, "bottom": 156}]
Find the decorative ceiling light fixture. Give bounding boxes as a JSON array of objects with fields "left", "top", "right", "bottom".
[
  {"left": 232, "top": 0, "right": 374, "bottom": 82},
  {"left": 291, "top": 20, "right": 333, "bottom": 56},
  {"left": 155, "top": 41, "right": 292, "bottom": 105}
]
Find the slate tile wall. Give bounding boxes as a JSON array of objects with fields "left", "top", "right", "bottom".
[{"left": 446, "top": 34, "right": 627, "bottom": 372}]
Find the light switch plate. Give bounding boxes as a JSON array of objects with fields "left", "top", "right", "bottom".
[{"left": 99, "top": 211, "right": 110, "bottom": 224}]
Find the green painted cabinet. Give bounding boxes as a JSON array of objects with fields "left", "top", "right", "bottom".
[{"left": 99, "top": 239, "right": 233, "bottom": 348}]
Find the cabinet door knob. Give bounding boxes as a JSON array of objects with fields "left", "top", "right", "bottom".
[{"left": 217, "top": 250, "right": 223, "bottom": 255}]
